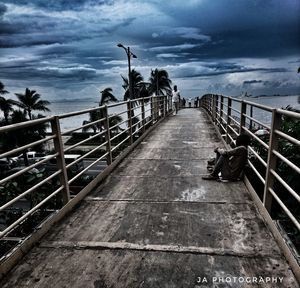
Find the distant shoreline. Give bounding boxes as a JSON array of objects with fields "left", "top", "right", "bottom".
[
  {"left": 50, "top": 97, "right": 96, "bottom": 103},
  {"left": 49, "top": 95, "right": 300, "bottom": 103},
  {"left": 236, "top": 94, "right": 299, "bottom": 99}
]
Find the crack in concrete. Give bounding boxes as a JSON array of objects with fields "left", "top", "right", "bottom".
[{"left": 39, "top": 241, "right": 281, "bottom": 260}]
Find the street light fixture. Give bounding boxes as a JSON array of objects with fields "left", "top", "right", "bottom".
[{"left": 117, "top": 43, "right": 137, "bottom": 100}]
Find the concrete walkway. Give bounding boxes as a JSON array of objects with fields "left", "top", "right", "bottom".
[{"left": 1, "top": 109, "right": 299, "bottom": 287}]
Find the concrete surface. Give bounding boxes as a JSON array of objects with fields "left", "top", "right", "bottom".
[{"left": 1, "top": 109, "right": 299, "bottom": 288}]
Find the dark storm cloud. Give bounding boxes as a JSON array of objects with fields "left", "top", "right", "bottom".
[
  {"left": 0, "top": 0, "right": 299, "bottom": 98},
  {"left": 243, "top": 80, "right": 263, "bottom": 85},
  {"left": 178, "top": 66, "right": 287, "bottom": 79},
  {"left": 36, "top": 44, "right": 75, "bottom": 57},
  {"left": 0, "top": 2, "right": 135, "bottom": 48},
  {"left": 0, "top": 3, "right": 7, "bottom": 16},
  {"left": 157, "top": 0, "right": 300, "bottom": 59},
  {"left": 1, "top": 0, "right": 113, "bottom": 11},
  {"left": 0, "top": 64, "right": 98, "bottom": 87}
]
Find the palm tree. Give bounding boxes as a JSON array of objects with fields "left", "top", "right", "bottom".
[
  {"left": 0, "top": 81, "right": 9, "bottom": 95},
  {"left": 122, "top": 69, "right": 146, "bottom": 101},
  {"left": 14, "top": 88, "right": 50, "bottom": 120},
  {"left": 99, "top": 87, "right": 118, "bottom": 106},
  {"left": 0, "top": 81, "right": 14, "bottom": 125},
  {"left": 149, "top": 68, "right": 172, "bottom": 96},
  {"left": 109, "top": 114, "right": 124, "bottom": 135},
  {"left": 2, "top": 111, "right": 48, "bottom": 166},
  {"left": 82, "top": 110, "right": 102, "bottom": 133},
  {"left": 0, "top": 97, "right": 15, "bottom": 125}
]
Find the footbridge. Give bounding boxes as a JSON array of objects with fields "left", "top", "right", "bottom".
[{"left": 0, "top": 95, "right": 299, "bottom": 287}]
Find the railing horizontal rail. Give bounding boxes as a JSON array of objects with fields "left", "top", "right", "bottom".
[
  {"left": 269, "top": 187, "right": 300, "bottom": 231},
  {"left": 270, "top": 169, "right": 300, "bottom": 203},
  {"left": 228, "top": 115, "right": 240, "bottom": 126},
  {"left": 248, "top": 146, "right": 267, "bottom": 168},
  {"left": 277, "top": 108, "right": 300, "bottom": 119},
  {"left": 64, "top": 130, "right": 107, "bottom": 153},
  {"left": 58, "top": 106, "right": 102, "bottom": 119},
  {"left": 200, "top": 93, "right": 300, "bottom": 279},
  {"left": 111, "top": 135, "right": 131, "bottom": 152},
  {"left": 242, "top": 126, "right": 269, "bottom": 149},
  {"left": 230, "top": 106, "right": 241, "bottom": 114},
  {"left": 110, "top": 128, "right": 129, "bottom": 142},
  {"left": 0, "top": 116, "right": 54, "bottom": 133},
  {"left": 242, "top": 100, "right": 273, "bottom": 112},
  {"left": 247, "top": 160, "right": 266, "bottom": 184},
  {"left": 62, "top": 117, "right": 106, "bottom": 136},
  {"left": 68, "top": 152, "right": 109, "bottom": 185},
  {"left": 0, "top": 170, "right": 62, "bottom": 212},
  {"left": 275, "top": 130, "right": 300, "bottom": 146},
  {"left": 242, "top": 113, "right": 271, "bottom": 130},
  {"left": 227, "top": 124, "right": 239, "bottom": 136},
  {"left": 0, "top": 153, "right": 59, "bottom": 185},
  {"left": 0, "top": 186, "right": 63, "bottom": 238},
  {"left": 0, "top": 94, "right": 169, "bottom": 242},
  {"left": 0, "top": 135, "right": 56, "bottom": 160},
  {"left": 272, "top": 150, "right": 300, "bottom": 175}
]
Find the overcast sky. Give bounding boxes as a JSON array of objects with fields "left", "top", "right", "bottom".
[{"left": 0, "top": 0, "right": 299, "bottom": 101}]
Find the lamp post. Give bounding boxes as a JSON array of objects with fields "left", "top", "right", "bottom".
[{"left": 117, "top": 43, "right": 137, "bottom": 100}]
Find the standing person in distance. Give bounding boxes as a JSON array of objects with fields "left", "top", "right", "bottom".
[{"left": 172, "top": 85, "right": 180, "bottom": 115}]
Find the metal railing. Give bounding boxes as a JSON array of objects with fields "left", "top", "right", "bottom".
[
  {"left": 0, "top": 95, "right": 170, "bottom": 243},
  {"left": 200, "top": 94, "right": 300, "bottom": 274}
]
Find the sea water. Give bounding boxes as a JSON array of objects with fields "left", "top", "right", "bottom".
[
  {"left": 44, "top": 95, "right": 299, "bottom": 131},
  {"left": 44, "top": 100, "right": 151, "bottom": 132}
]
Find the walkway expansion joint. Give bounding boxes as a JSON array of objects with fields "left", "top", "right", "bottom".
[
  {"left": 83, "top": 197, "right": 253, "bottom": 205},
  {"left": 40, "top": 241, "right": 280, "bottom": 260}
]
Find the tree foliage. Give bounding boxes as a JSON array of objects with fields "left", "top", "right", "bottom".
[
  {"left": 149, "top": 68, "right": 172, "bottom": 96},
  {"left": 14, "top": 88, "right": 50, "bottom": 120},
  {"left": 99, "top": 87, "right": 118, "bottom": 106}
]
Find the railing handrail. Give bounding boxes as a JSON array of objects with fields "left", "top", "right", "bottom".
[
  {"left": 0, "top": 94, "right": 170, "bottom": 242},
  {"left": 0, "top": 115, "right": 55, "bottom": 133},
  {"left": 200, "top": 93, "right": 300, "bottom": 280}
]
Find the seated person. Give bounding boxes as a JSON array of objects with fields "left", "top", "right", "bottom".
[{"left": 202, "top": 134, "right": 251, "bottom": 181}]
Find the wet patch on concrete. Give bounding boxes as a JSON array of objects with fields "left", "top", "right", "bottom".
[
  {"left": 139, "top": 139, "right": 219, "bottom": 149},
  {"left": 91, "top": 175, "right": 251, "bottom": 203},
  {"left": 42, "top": 200, "right": 282, "bottom": 258},
  {"left": 129, "top": 147, "right": 216, "bottom": 160},
  {"left": 114, "top": 159, "right": 207, "bottom": 176}
]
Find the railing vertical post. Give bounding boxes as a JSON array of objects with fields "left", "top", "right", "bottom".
[
  {"left": 168, "top": 94, "right": 172, "bottom": 112},
  {"left": 212, "top": 95, "right": 216, "bottom": 122},
  {"left": 150, "top": 96, "right": 154, "bottom": 124},
  {"left": 207, "top": 95, "right": 210, "bottom": 111},
  {"left": 127, "top": 100, "right": 133, "bottom": 144},
  {"left": 207, "top": 95, "right": 209, "bottom": 112},
  {"left": 159, "top": 95, "right": 161, "bottom": 116},
  {"left": 103, "top": 105, "right": 112, "bottom": 165},
  {"left": 141, "top": 97, "right": 145, "bottom": 133},
  {"left": 50, "top": 116, "right": 70, "bottom": 205},
  {"left": 263, "top": 109, "right": 282, "bottom": 213},
  {"left": 226, "top": 97, "right": 232, "bottom": 144},
  {"left": 215, "top": 94, "right": 219, "bottom": 124},
  {"left": 220, "top": 95, "right": 224, "bottom": 122},
  {"left": 164, "top": 95, "right": 167, "bottom": 117},
  {"left": 249, "top": 105, "right": 253, "bottom": 130},
  {"left": 207, "top": 96, "right": 209, "bottom": 111},
  {"left": 206, "top": 95, "right": 209, "bottom": 110},
  {"left": 156, "top": 96, "right": 160, "bottom": 119},
  {"left": 240, "top": 101, "right": 247, "bottom": 134}
]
